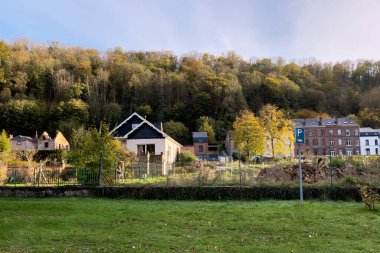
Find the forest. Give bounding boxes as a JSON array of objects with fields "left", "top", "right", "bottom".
[{"left": 0, "top": 39, "right": 380, "bottom": 143}]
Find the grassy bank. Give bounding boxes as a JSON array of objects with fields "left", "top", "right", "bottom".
[{"left": 0, "top": 198, "right": 379, "bottom": 252}]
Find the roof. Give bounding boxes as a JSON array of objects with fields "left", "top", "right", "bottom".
[
  {"left": 111, "top": 112, "right": 182, "bottom": 147},
  {"left": 11, "top": 135, "right": 35, "bottom": 142},
  {"left": 292, "top": 118, "right": 359, "bottom": 127},
  {"left": 360, "top": 127, "right": 379, "bottom": 133},
  {"left": 192, "top": 132, "right": 208, "bottom": 138}
]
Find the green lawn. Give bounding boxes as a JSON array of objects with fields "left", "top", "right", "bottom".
[{"left": 0, "top": 198, "right": 379, "bottom": 252}]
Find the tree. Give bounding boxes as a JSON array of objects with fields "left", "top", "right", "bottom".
[
  {"left": 232, "top": 110, "right": 265, "bottom": 157},
  {"left": 259, "top": 104, "right": 293, "bottom": 157},
  {"left": 0, "top": 130, "right": 10, "bottom": 152},
  {"left": 163, "top": 121, "right": 189, "bottom": 140},
  {"left": 67, "top": 124, "right": 126, "bottom": 185},
  {"left": 197, "top": 116, "right": 216, "bottom": 144}
]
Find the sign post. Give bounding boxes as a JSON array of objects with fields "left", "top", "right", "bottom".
[{"left": 295, "top": 128, "right": 304, "bottom": 204}]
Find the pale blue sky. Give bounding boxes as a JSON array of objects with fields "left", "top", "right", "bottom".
[{"left": 1, "top": 0, "right": 379, "bottom": 62}]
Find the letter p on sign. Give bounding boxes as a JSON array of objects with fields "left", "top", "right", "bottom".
[{"left": 295, "top": 128, "right": 304, "bottom": 144}]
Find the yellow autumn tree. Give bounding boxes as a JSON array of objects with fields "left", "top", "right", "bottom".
[
  {"left": 232, "top": 110, "right": 265, "bottom": 157},
  {"left": 259, "top": 104, "right": 294, "bottom": 157}
]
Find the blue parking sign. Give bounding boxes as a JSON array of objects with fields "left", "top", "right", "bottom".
[{"left": 295, "top": 128, "right": 304, "bottom": 144}]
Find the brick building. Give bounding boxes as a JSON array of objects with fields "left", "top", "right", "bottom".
[{"left": 292, "top": 118, "right": 360, "bottom": 156}]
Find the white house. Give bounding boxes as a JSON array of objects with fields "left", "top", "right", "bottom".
[
  {"left": 360, "top": 128, "right": 380, "bottom": 155},
  {"left": 110, "top": 112, "right": 182, "bottom": 164}
]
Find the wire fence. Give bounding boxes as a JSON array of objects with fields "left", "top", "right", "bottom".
[
  {"left": 2, "top": 166, "right": 98, "bottom": 187},
  {"left": 1, "top": 155, "right": 380, "bottom": 187}
]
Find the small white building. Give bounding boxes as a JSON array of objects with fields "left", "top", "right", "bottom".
[
  {"left": 360, "top": 128, "right": 380, "bottom": 155},
  {"left": 110, "top": 112, "right": 182, "bottom": 164}
]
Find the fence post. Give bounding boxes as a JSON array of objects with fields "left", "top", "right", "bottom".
[
  {"left": 166, "top": 163, "right": 169, "bottom": 186},
  {"left": 98, "top": 151, "right": 104, "bottom": 186},
  {"left": 38, "top": 166, "right": 41, "bottom": 187},
  {"left": 147, "top": 152, "right": 150, "bottom": 176}
]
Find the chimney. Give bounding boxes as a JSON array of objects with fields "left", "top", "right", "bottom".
[
  {"left": 319, "top": 118, "right": 322, "bottom": 126},
  {"left": 334, "top": 117, "right": 338, "bottom": 124},
  {"left": 303, "top": 119, "right": 306, "bottom": 126}
]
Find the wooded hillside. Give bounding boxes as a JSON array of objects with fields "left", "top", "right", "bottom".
[{"left": 1, "top": 39, "right": 380, "bottom": 141}]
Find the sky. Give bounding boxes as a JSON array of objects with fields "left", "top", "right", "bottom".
[{"left": 0, "top": 0, "right": 379, "bottom": 62}]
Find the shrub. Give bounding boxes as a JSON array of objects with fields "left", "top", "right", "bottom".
[
  {"left": 339, "top": 176, "right": 360, "bottom": 187},
  {"left": 359, "top": 184, "right": 380, "bottom": 210},
  {"left": 176, "top": 150, "right": 197, "bottom": 166},
  {"left": 330, "top": 157, "right": 346, "bottom": 168}
]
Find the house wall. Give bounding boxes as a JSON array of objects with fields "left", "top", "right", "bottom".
[
  {"left": 296, "top": 126, "right": 360, "bottom": 156},
  {"left": 360, "top": 136, "right": 380, "bottom": 155},
  {"left": 182, "top": 146, "right": 195, "bottom": 154},
  {"left": 37, "top": 139, "right": 55, "bottom": 151},
  {"left": 125, "top": 138, "right": 165, "bottom": 156},
  {"left": 194, "top": 142, "right": 208, "bottom": 160},
  {"left": 54, "top": 132, "right": 70, "bottom": 150},
  {"left": 11, "top": 140, "right": 37, "bottom": 150},
  {"left": 164, "top": 138, "right": 181, "bottom": 163}
]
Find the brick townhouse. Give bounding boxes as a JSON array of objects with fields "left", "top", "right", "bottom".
[{"left": 292, "top": 118, "right": 360, "bottom": 156}]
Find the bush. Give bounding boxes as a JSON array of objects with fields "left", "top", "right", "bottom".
[
  {"left": 176, "top": 150, "right": 197, "bottom": 166},
  {"left": 330, "top": 157, "right": 346, "bottom": 168},
  {"left": 339, "top": 176, "right": 360, "bottom": 187},
  {"left": 359, "top": 184, "right": 380, "bottom": 210}
]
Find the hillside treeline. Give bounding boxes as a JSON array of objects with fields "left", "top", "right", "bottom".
[{"left": 0, "top": 39, "right": 380, "bottom": 141}]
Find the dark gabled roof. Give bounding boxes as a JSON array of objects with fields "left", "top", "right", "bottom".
[
  {"left": 292, "top": 118, "right": 359, "bottom": 127},
  {"left": 126, "top": 122, "right": 165, "bottom": 139},
  {"left": 110, "top": 113, "right": 145, "bottom": 137},
  {"left": 111, "top": 112, "right": 182, "bottom": 146}
]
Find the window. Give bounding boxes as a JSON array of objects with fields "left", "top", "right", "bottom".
[
  {"left": 305, "top": 130, "right": 309, "bottom": 137},
  {"left": 338, "top": 139, "right": 342, "bottom": 146},
  {"left": 346, "top": 140, "right": 351, "bottom": 146},
  {"left": 329, "top": 130, "right": 334, "bottom": 136},
  {"left": 354, "top": 129, "right": 359, "bottom": 136},
  {"left": 44, "top": 142, "right": 49, "bottom": 148},
  {"left": 376, "top": 148, "right": 379, "bottom": 155},
  {"left": 366, "top": 148, "right": 370, "bottom": 155},
  {"left": 313, "top": 149, "right": 318, "bottom": 155},
  {"left": 365, "top": 140, "right": 369, "bottom": 146},
  {"left": 375, "top": 140, "right": 378, "bottom": 145},
  {"left": 356, "top": 140, "right": 360, "bottom": 146},
  {"left": 137, "top": 145, "right": 145, "bottom": 155},
  {"left": 337, "top": 129, "right": 342, "bottom": 136},
  {"left": 322, "top": 149, "right": 326, "bottom": 155},
  {"left": 346, "top": 149, "right": 352, "bottom": 156},
  {"left": 312, "top": 130, "right": 317, "bottom": 137},
  {"left": 356, "top": 149, "right": 360, "bottom": 155},
  {"left": 329, "top": 140, "right": 334, "bottom": 146},
  {"left": 147, "top": 144, "right": 155, "bottom": 154},
  {"left": 330, "top": 150, "right": 336, "bottom": 156},
  {"left": 312, "top": 139, "right": 318, "bottom": 146},
  {"left": 338, "top": 149, "right": 343, "bottom": 156},
  {"left": 322, "top": 139, "right": 326, "bottom": 146},
  {"left": 321, "top": 130, "right": 325, "bottom": 136},
  {"left": 198, "top": 145, "right": 203, "bottom": 152},
  {"left": 305, "top": 139, "right": 309, "bottom": 146},
  {"left": 346, "top": 129, "right": 350, "bottom": 136}
]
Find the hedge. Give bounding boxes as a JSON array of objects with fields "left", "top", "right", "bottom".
[{"left": 0, "top": 186, "right": 373, "bottom": 201}]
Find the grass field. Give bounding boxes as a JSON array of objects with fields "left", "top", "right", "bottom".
[{"left": 0, "top": 198, "right": 379, "bottom": 252}]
